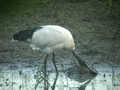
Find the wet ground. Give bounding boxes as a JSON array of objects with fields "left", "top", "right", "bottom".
[
  {"left": 0, "top": 65, "right": 120, "bottom": 90},
  {"left": 0, "top": 0, "right": 119, "bottom": 85},
  {"left": 0, "top": 0, "right": 120, "bottom": 89},
  {"left": 0, "top": 0, "right": 120, "bottom": 69}
]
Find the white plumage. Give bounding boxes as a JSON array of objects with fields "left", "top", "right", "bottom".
[{"left": 30, "top": 25, "right": 75, "bottom": 53}]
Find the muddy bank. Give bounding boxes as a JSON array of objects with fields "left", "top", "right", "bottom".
[{"left": 0, "top": 0, "right": 120, "bottom": 69}]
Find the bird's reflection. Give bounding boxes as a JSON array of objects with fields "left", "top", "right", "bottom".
[{"left": 66, "top": 51, "right": 97, "bottom": 90}]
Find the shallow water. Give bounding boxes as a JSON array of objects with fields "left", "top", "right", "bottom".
[{"left": 0, "top": 64, "right": 120, "bottom": 90}]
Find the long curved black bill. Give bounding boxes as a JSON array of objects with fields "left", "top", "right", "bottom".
[{"left": 72, "top": 50, "right": 98, "bottom": 75}]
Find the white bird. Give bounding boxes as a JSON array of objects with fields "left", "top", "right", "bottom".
[
  {"left": 13, "top": 25, "right": 75, "bottom": 53},
  {"left": 12, "top": 25, "right": 97, "bottom": 90}
]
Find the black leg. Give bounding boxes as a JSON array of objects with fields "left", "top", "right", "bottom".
[
  {"left": 51, "top": 52, "right": 59, "bottom": 90},
  {"left": 44, "top": 54, "right": 49, "bottom": 90}
]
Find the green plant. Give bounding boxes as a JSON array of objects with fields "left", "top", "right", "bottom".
[
  {"left": 108, "top": 0, "right": 112, "bottom": 7},
  {"left": 19, "top": 85, "right": 22, "bottom": 90},
  {"left": 38, "top": 0, "right": 50, "bottom": 7}
]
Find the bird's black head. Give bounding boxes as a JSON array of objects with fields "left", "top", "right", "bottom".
[
  {"left": 13, "top": 32, "right": 23, "bottom": 41},
  {"left": 12, "top": 27, "right": 42, "bottom": 42}
]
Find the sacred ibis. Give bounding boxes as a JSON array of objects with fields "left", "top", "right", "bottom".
[{"left": 12, "top": 25, "right": 97, "bottom": 90}]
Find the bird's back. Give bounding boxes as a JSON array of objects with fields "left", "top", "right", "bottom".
[{"left": 31, "top": 25, "right": 75, "bottom": 53}]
